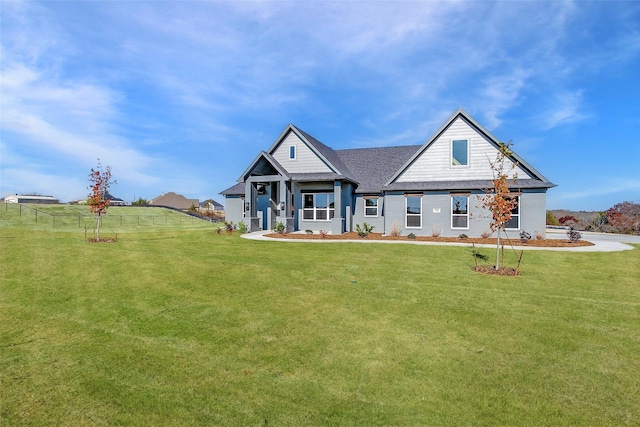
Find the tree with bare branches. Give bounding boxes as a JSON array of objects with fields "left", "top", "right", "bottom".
[
  {"left": 88, "top": 160, "right": 116, "bottom": 241},
  {"left": 479, "top": 142, "right": 519, "bottom": 270}
]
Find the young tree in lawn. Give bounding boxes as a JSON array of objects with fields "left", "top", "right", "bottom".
[
  {"left": 479, "top": 142, "right": 519, "bottom": 270},
  {"left": 87, "top": 160, "right": 116, "bottom": 241}
]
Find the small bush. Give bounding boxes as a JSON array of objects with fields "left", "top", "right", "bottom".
[
  {"left": 355, "top": 222, "right": 375, "bottom": 237},
  {"left": 305, "top": 229, "right": 313, "bottom": 234},
  {"left": 481, "top": 230, "right": 492, "bottom": 239},
  {"left": 567, "top": 229, "right": 582, "bottom": 243},
  {"left": 237, "top": 221, "right": 248, "bottom": 234},
  {"left": 274, "top": 221, "right": 286, "bottom": 234},
  {"left": 319, "top": 230, "right": 328, "bottom": 238},
  {"left": 432, "top": 226, "right": 441, "bottom": 238},
  {"left": 519, "top": 230, "right": 532, "bottom": 243},
  {"left": 390, "top": 221, "right": 401, "bottom": 237},
  {"left": 224, "top": 221, "right": 235, "bottom": 233},
  {"left": 458, "top": 233, "right": 469, "bottom": 239},
  {"left": 535, "top": 231, "right": 545, "bottom": 241},
  {"left": 407, "top": 233, "right": 416, "bottom": 239}
]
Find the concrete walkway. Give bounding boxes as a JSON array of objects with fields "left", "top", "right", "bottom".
[{"left": 242, "top": 229, "right": 638, "bottom": 252}]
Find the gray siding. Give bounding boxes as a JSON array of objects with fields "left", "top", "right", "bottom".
[
  {"left": 383, "top": 190, "right": 548, "bottom": 238},
  {"left": 224, "top": 196, "right": 244, "bottom": 226},
  {"left": 272, "top": 132, "right": 332, "bottom": 174},
  {"left": 352, "top": 195, "right": 385, "bottom": 234},
  {"left": 395, "top": 117, "right": 527, "bottom": 183}
]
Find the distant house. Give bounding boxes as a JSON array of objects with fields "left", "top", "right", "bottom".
[
  {"left": 149, "top": 192, "right": 199, "bottom": 210},
  {"left": 3, "top": 194, "right": 59, "bottom": 204},
  {"left": 105, "top": 193, "right": 127, "bottom": 206},
  {"left": 199, "top": 199, "right": 224, "bottom": 211},
  {"left": 221, "top": 109, "right": 555, "bottom": 238}
]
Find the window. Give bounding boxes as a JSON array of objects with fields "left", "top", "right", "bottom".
[
  {"left": 451, "top": 195, "right": 469, "bottom": 229},
  {"left": 364, "top": 197, "right": 378, "bottom": 217},
  {"left": 289, "top": 145, "right": 296, "bottom": 159},
  {"left": 302, "top": 193, "right": 334, "bottom": 221},
  {"left": 451, "top": 139, "right": 469, "bottom": 166},
  {"left": 405, "top": 195, "right": 422, "bottom": 228},
  {"left": 505, "top": 196, "right": 520, "bottom": 229}
]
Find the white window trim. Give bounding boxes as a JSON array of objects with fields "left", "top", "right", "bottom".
[
  {"left": 405, "top": 195, "right": 422, "bottom": 229},
  {"left": 289, "top": 145, "right": 296, "bottom": 160},
  {"left": 505, "top": 195, "right": 520, "bottom": 230},
  {"left": 451, "top": 195, "right": 469, "bottom": 230},
  {"left": 451, "top": 139, "right": 470, "bottom": 168},
  {"left": 302, "top": 193, "right": 335, "bottom": 221},
  {"left": 364, "top": 196, "right": 379, "bottom": 217}
]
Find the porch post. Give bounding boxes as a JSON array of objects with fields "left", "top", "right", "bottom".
[
  {"left": 276, "top": 178, "right": 294, "bottom": 232},
  {"left": 331, "top": 180, "right": 344, "bottom": 234},
  {"left": 245, "top": 181, "right": 260, "bottom": 232}
]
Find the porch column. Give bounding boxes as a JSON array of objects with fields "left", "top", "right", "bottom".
[
  {"left": 244, "top": 181, "right": 260, "bottom": 232},
  {"left": 276, "top": 178, "right": 295, "bottom": 232},
  {"left": 331, "top": 180, "right": 344, "bottom": 234}
]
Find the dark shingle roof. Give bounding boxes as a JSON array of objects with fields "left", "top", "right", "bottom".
[
  {"left": 336, "top": 145, "right": 421, "bottom": 193},
  {"left": 294, "top": 127, "right": 359, "bottom": 183},
  {"left": 384, "top": 178, "right": 556, "bottom": 192}
]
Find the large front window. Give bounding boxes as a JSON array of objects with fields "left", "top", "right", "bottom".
[
  {"left": 406, "top": 195, "right": 422, "bottom": 228},
  {"left": 303, "top": 193, "right": 334, "bottom": 221},
  {"left": 451, "top": 195, "right": 469, "bottom": 229}
]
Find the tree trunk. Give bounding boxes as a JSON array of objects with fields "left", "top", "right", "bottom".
[
  {"left": 495, "top": 228, "right": 501, "bottom": 270},
  {"left": 96, "top": 214, "right": 101, "bottom": 241}
]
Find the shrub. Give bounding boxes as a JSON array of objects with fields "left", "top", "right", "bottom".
[
  {"left": 519, "top": 230, "right": 532, "bottom": 243},
  {"left": 355, "top": 222, "right": 374, "bottom": 238},
  {"left": 274, "top": 221, "right": 286, "bottom": 234},
  {"left": 481, "top": 230, "right": 492, "bottom": 239},
  {"left": 305, "top": 229, "right": 313, "bottom": 234},
  {"left": 237, "top": 221, "right": 248, "bottom": 234},
  {"left": 567, "top": 229, "right": 582, "bottom": 243},
  {"left": 458, "top": 233, "right": 469, "bottom": 239},
  {"left": 390, "top": 221, "right": 401, "bottom": 237},
  {"left": 407, "top": 233, "right": 416, "bottom": 239},
  {"left": 535, "top": 231, "right": 545, "bottom": 241},
  {"left": 319, "top": 230, "right": 328, "bottom": 238},
  {"left": 431, "top": 226, "right": 441, "bottom": 238},
  {"left": 546, "top": 210, "right": 560, "bottom": 226},
  {"left": 224, "top": 221, "right": 235, "bottom": 233}
]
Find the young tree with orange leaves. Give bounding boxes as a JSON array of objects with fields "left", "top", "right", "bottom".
[
  {"left": 479, "top": 142, "right": 519, "bottom": 270},
  {"left": 88, "top": 159, "right": 116, "bottom": 241}
]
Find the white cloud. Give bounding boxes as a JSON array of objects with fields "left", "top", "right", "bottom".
[{"left": 538, "top": 91, "right": 590, "bottom": 130}]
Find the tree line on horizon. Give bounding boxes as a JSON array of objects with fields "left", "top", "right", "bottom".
[{"left": 547, "top": 201, "right": 640, "bottom": 235}]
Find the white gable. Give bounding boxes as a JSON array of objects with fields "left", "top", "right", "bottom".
[
  {"left": 394, "top": 117, "right": 529, "bottom": 183},
  {"left": 271, "top": 131, "right": 332, "bottom": 174}
]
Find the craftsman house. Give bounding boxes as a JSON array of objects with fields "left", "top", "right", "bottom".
[{"left": 221, "top": 109, "right": 555, "bottom": 238}]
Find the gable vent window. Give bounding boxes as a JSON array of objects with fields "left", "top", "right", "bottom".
[
  {"left": 451, "top": 139, "right": 469, "bottom": 166},
  {"left": 289, "top": 145, "right": 296, "bottom": 159}
]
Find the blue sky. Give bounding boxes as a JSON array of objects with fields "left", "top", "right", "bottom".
[{"left": 1, "top": 1, "right": 638, "bottom": 211}]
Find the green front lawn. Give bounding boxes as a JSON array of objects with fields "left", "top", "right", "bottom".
[{"left": 1, "top": 228, "right": 638, "bottom": 426}]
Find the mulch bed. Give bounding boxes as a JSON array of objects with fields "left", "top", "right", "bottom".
[{"left": 266, "top": 232, "right": 594, "bottom": 248}]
